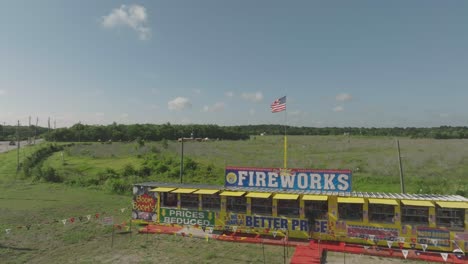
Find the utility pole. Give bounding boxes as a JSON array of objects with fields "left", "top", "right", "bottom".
[
  {"left": 28, "top": 116, "right": 31, "bottom": 144},
  {"left": 34, "top": 117, "right": 38, "bottom": 144},
  {"left": 396, "top": 139, "right": 405, "bottom": 193},
  {"left": 180, "top": 137, "right": 184, "bottom": 184},
  {"left": 16, "top": 120, "right": 20, "bottom": 172}
]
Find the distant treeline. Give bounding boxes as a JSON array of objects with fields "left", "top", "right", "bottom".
[
  {"left": 41, "top": 123, "right": 468, "bottom": 142},
  {"left": 231, "top": 125, "right": 468, "bottom": 139},
  {"left": 0, "top": 125, "right": 48, "bottom": 141},
  {"left": 44, "top": 123, "right": 250, "bottom": 142}
]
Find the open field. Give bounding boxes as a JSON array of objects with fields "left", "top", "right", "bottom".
[
  {"left": 41, "top": 136, "right": 468, "bottom": 194},
  {"left": 1, "top": 136, "right": 466, "bottom": 263}
]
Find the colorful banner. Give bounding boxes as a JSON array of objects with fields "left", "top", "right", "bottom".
[
  {"left": 132, "top": 186, "right": 158, "bottom": 221},
  {"left": 417, "top": 227, "right": 450, "bottom": 247},
  {"left": 225, "top": 166, "right": 352, "bottom": 192},
  {"left": 347, "top": 225, "right": 399, "bottom": 240},
  {"left": 160, "top": 208, "right": 215, "bottom": 226}
]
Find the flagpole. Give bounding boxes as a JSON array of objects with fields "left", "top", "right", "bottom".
[{"left": 284, "top": 98, "right": 287, "bottom": 169}]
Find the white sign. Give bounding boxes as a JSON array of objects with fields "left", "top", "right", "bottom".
[
  {"left": 387, "top": 240, "right": 393, "bottom": 248},
  {"left": 421, "top": 244, "right": 428, "bottom": 252},
  {"left": 402, "top": 250, "right": 408, "bottom": 259}
]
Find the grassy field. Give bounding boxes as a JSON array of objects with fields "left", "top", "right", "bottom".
[
  {"left": 1, "top": 136, "right": 467, "bottom": 263},
  {"left": 40, "top": 136, "right": 468, "bottom": 194}
]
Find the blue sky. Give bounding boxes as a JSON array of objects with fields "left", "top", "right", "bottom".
[{"left": 0, "top": 1, "right": 467, "bottom": 128}]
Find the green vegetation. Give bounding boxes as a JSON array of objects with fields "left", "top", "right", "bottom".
[{"left": 0, "top": 135, "right": 466, "bottom": 263}]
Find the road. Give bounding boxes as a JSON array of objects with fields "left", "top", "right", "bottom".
[{"left": 0, "top": 139, "right": 44, "bottom": 153}]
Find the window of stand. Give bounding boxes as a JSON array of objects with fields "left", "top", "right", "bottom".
[
  {"left": 338, "top": 203, "right": 363, "bottom": 221},
  {"left": 277, "top": 199, "right": 299, "bottom": 218},
  {"left": 226, "top": 196, "right": 246, "bottom": 213},
  {"left": 369, "top": 204, "right": 395, "bottom": 223},
  {"left": 304, "top": 201, "right": 328, "bottom": 220},
  {"left": 251, "top": 198, "right": 272, "bottom": 215},
  {"left": 436, "top": 207, "right": 465, "bottom": 230},
  {"left": 162, "top": 192, "right": 178, "bottom": 207},
  {"left": 202, "top": 194, "right": 220, "bottom": 211},
  {"left": 402, "top": 206, "right": 429, "bottom": 225},
  {"left": 180, "top": 194, "right": 199, "bottom": 209}
]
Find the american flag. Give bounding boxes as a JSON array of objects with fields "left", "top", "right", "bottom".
[{"left": 270, "top": 96, "right": 286, "bottom": 113}]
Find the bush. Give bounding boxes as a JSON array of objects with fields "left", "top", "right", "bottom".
[{"left": 105, "top": 178, "right": 132, "bottom": 194}]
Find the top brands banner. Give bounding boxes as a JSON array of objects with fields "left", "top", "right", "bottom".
[{"left": 225, "top": 167, "right": 352, "bottom": 192}]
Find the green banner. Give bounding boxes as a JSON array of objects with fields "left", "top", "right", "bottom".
[{"left": 160, "top": 208, "right": 215, "bottom": 226}]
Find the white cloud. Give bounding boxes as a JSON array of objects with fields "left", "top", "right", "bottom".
[
  {"left": 225, "top": 91, "right": 234, "bottom": 97},
  {"left": 168, "top": 97, "right": 192, "bottom": 111},
  {"left": 336, "top": 93, "right": 352, "bottom": 102},
  {"left": 333, "top": 106, "right": 344, "bottom": 112},
  {"left": 241, "top": 92, "right": 263, "bottom": 103},
  {"left": 203, "top": 102, "right": 225, "bottom": 112},
  {"left": 101, "top": 5, "right": 151, "bottom": 40},
  {"left": 0, "top": 89, "right": 6, "bottom": 95}
]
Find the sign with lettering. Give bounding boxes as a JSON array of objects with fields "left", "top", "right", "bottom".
[
  {"left": 347, "top": 225, "right": 399, "bottom": 240},
  {"left": 417, "top": 227, "right": 450, "bottom": 247},
  {"left": 160, "top": 208, "right": 215, "bottom": 226},
  {"left": 225, "top": 167, "right": 351, "bottom": 192},
  {"left": 226, "top": 212, "right": 310, "bottom": 231}
]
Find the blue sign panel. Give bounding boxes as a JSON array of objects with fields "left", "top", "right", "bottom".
[{"left": 225, "top": 167, "right": 352, "bottom": 192}]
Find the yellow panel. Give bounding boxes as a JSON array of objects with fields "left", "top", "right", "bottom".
[
  {"left": 302, "top": 195, "right": 328, "bottom": 201},
  {"left": 150, "top": 187, "right": 176, "bottom": 192},
  {"left": 273, "top": 194, "right": 299, "bottom": 200},
  {"left": 368, "top": 198, "right": 398, "bottom": 206},
  {"left": 245, "top": 192, "right": 272, "bottom": 198},
  {"left": 171, "top": 188, "right": 198, "bottom": 194},
  {"left": 436, "top": 201, "right": 468, "bottom": 209},
  {"left": 193, "top": 189, "right": 220, "bottom": 195},
  {"left": 337, "top": 197, "right": 364, "bottom": 204},
  {"left": 401, "top": 200, "right": 434, "bottom": 207},
  {"left": 219, "top": 191, "right": 245, "bottom": 197}
]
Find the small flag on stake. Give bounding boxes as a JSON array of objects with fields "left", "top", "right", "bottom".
[
  {"left": 440, "top": 252, "right": 448, "bottom": 261},
  {"left": 86, "top": 215, "right": 91, "bottom": 221},
  {"left": 120, "top": 208, "right": 126, "bottom": 213},
  {"left": 368, "top": 234, "right": 375, "bottom": 241},
  {"left": 421, "top": 244, "right": 428, "bottom": 252},
  {"left": 62, "top": 219, "right": 67, "bottom": 225},
  {"left": 202, "top": 225, "right": 206, "bottom": 232},
  {"left": 5, "top": 229, "right": 11, "bottom": 234},
  {"left": 26, "top": 225, "right": 31, "bottom": 230},
  {"left": 208, "top": 227, "right": 213, "bottom": 234},
  {"left": 272, "top": 231, "right": 277, "bottom": 238},
  {"left": 69, "top": 217, "right": 75, "bottom": 223},
  {"left": 402, "top": 250, "right": 409, "bottom": 259}
]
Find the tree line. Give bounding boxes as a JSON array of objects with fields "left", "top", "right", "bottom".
[
  {"left": 6, "top": 123, "right": 468, "bottom": 142},
  {"left": 229, "top": 125, "right": 468, "bottom": 139},
  {"left": 0, "top": 125, "right": 49, "bottom": 141}
]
